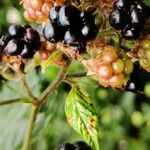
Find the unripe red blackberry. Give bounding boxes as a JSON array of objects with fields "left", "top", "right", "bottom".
[
  {"left": 82, "top": 45, "right": 134, "bottom": 88},
  {"left": 138, "top": 39, "right": 150, "bottom": 72},
  {"left": 22, "top": 0, "right": 65, "bottom": 23}
]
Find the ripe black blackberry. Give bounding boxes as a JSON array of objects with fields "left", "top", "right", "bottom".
[
  {"left": 43, "top": 5, "right": 97, "bottom": 54},
  {"left": 109, "top": 0, "right": 149, "bottom": 39},
  {"left": 4, "top": 24, "right": 41, "bottom": 59}
]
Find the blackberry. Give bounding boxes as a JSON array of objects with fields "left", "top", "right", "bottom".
[
  {"left": 58, "top": 5, "right": 81, "bottom": 28},
  {"left": 59, "top": 143, "right": 75, "bottom": 150},
  {"left": 121, "top": 25, "right": 140, "bottom": 39},
  {"left": 24, "top": 27, "right": 40, "bottom": 42},
  {"left": 110, "top": 0, "right": 148, "bottom": 39},
  {"left": 49, "top": 6, "right": 60, "bottom": 21},
  {"left": 8, "top": 25, "right": 25, "bottom": 38},
  {"left": 43, "top": 21, "right": 64, "bottom": 43},
  {"left": 109, "top": 9, "right": 128, "bottom": 30},
  {"left": 5, "top": 39, "right": 24, "bottom": 56},
  {"left": 20, "top": 44, "right": 35, "bottom": 59}
]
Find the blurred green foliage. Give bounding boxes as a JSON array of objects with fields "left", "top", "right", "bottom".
[{"left": 1, "top": 1, "right": 150, "bottom": 150}]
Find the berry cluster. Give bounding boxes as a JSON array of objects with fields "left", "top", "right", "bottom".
[
  {"left": 57, "top": 141, "right": 92, "bottom": 150},
  {"left": 109, "top": 0, "right": 149, "bottom": 39},
  {"left": 1, "top": 25, "right": 41, "bottom": 59},
  {"left": 43, "top": 5, "right": 97, "bottom": 52},
  {"left": 23, "top": 0, "right": 65, "bottom": 23},
  {"left": 83, "top": 46, "right": 133, "bottom": 88}
]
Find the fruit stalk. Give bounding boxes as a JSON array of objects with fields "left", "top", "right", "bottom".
[
  {"left": 22, "top": 105, "right": 38, "bottom": 150},
  {"left": 37, "top": 65, "right": 69, "bottom": 105},
  {"left": 20, "top": 77, "right": 36, "bottom": 100},
  {"left": 0, "top": 98, "right": 24, "bottom": 106}
]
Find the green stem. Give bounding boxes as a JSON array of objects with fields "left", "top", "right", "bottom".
[
  {"left": 37, "top": 67, "right": 68, "bottom": 105},
  {"left": 0, "top": 98, "right": 22, "bottom": 106},
  {"left": 22, "top": 105, "right": 38, "bottom": 150},
  {"left": 20, "top": 77, "right": 36, "bottom": 100}
]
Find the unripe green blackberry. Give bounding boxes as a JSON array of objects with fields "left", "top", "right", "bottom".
[
  {"left": 82, "top": 45, "right": 134, "bottom": 88},
  {"left": 138, "top": 39, "right": 150, "bottom": 72}
]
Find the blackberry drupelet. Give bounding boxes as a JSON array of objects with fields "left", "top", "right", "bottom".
[
  {"left": 58, "top": 5, "right": 81, "bottom": 28},
  {"left": 43, "top": 21, "right": 65, "bottom": 43},
  {"left": 49, "top": 6, "right": 61, "bottom": 22},
  {"left": 8, "top": 25, "right": 25, "bottom": 38},
  {"left": 121, "top": 25, "right": 141, "bottom": 39},
  {"left": 5, "top": 39, "right": 24, "bottom": 55},
  {"left": 109, "top": 9, "right": 127, "bottom": 30}
]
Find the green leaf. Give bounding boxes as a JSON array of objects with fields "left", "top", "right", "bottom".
[
  {"left": 65, "top": 85, "right": 100, "bottom": 150},
  {"left": 41, "top": 50, "right": 63, "bottom": 73},
  {"left": 144, "top": 0, "right": 150, "bottom": 6}
]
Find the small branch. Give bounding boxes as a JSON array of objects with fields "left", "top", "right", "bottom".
[
  {"left": 36, "top": 67, "right": 68, "bottom": 105},
  {"left": 22, "top": 105, "right": 38, "bottom": 150},
  {"left": 66, "top": 72, "right": 87, "bottom": 78},
  {"left": 0, "top": 98, "right": 22, "bottom": 106},
  {"left": 20, "top": 77, "right": 36, "bottom": 100}
]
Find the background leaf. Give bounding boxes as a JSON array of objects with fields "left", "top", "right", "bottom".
[
  {"left": 144, "top": 0, "right": 150, "bottom": 6},
  {"left": 65, "top": 85, "right": 100, "bottom": 150}
]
